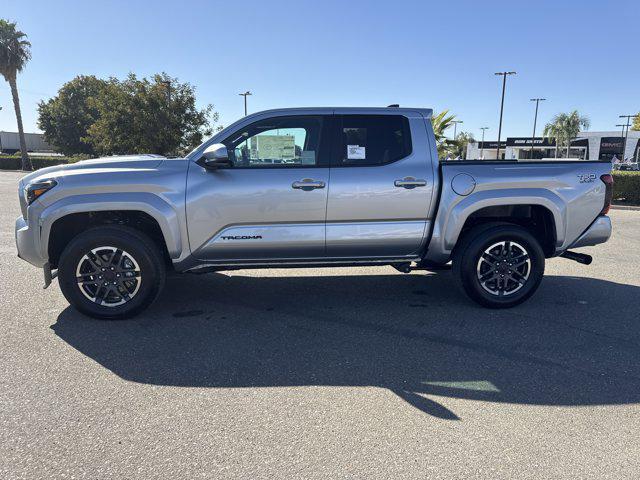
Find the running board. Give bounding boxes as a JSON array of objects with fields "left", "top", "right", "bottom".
[{"left": 183, "top": 257, "right": 420, "bottom": 272}]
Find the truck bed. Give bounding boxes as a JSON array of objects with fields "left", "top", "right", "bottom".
[{"left": 423, "top": 159, "right": 612, "bottom": 264}]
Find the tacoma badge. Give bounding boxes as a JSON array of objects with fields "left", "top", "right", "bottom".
[{"left": 220, "top": 235, "right": 263, "bottom": 240}]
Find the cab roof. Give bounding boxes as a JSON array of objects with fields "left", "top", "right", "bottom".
[{"left": 250, "top": 107, "right": 433, "bottom": 119}]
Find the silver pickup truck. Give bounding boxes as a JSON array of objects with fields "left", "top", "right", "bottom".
[{"left": 15, "top": 107, "right": 613, "bottom": 319}]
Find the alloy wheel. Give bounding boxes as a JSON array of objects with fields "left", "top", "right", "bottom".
[
  {"left": 75, "top": 246, "right": 142, "bottom": 306},
  {"left": 475, "top": 240, "right": 531, "bottom": 296}
]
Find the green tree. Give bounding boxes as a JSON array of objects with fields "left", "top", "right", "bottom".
[
  {"left": 453, "top": 131, "right": 475, "bottom": 159},
  {"left": 85, "top": 73, "right": 217, "bottom": 156},
  {"left": 0, "top": 19, "right": 32, "bottom": 170},
  {"left": 632, "top": 114, "right": 639, "bottom": 131},
  {"left": 37, "top": 76, "right": 108, "bottom": 155},
  {"left": 431, "top": 110, "right": 457, "bottom": 158},
  {"left": 543, "top": 110, "right": 590, "bottom": 158}
]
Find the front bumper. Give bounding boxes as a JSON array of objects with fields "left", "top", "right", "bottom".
[
  {"left": 15, "top": 216, "right": 47, "bottom": 268},
  {"left": 569, "top": 215, "right": 612, "bottom": 249}
]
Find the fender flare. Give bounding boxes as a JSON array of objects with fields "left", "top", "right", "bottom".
[
  {"left": 38, "top": 192, "right": 183, "bottom": 260},
  {"left": 425, "top": 188, "right": 565, "bottom": 263}
]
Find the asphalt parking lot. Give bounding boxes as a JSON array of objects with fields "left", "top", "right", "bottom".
[{"left": 1, "top": 170, "right": 639, "bottom": 479}]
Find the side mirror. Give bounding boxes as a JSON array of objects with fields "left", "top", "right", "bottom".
[{"left": 200, "top": 143, "right": 232, "bottom": 169}]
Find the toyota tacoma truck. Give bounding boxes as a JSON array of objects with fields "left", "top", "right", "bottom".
[{"left": 15, "top": 107, "right": 613, "bottom": 319}]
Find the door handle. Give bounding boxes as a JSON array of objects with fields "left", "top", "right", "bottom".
[
  {"left": 394, "top": 177, "right": 427, "bottom": 189},
  {"left": 292, "top": 179, "right": 326, "bottom": 191}
]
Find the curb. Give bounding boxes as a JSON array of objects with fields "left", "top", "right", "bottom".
[{"left": 611, "top": 204, "right": 640, "bottom": 211}]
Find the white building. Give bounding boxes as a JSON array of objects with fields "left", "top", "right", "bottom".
[
  {"left": 0, "top": 131, "right": 54, "bottom": 154},
  {"left": 467, "top": 131, "right": 640, "bottom": 161}
]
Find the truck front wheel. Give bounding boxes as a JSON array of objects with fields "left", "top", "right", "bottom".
[
  {"left": 452, "top": 224, "right": 545, "bottom": 308},
  {"left": 58, "top": 226, "right": 166, "bottom": 319}
]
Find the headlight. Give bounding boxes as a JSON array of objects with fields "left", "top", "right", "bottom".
[{"left": 24, "top": 179, "right": 57, "bottom": 205}]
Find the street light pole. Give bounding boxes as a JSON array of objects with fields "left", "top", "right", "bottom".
[
  {"left": 619, "top": 114, "right": 637, "bottom": 161},
  {"left": 239, "top": 91, "right": 252, "bottom": 116},
  {"left": 480, "top": 127, "right": 489, "bottom": 159},
  {"left": 494, "top": 71, "right": 516, "bottom": 160},
  {"left": 529, "top": 98, "right": 546, "bottom": 159},
  {"left": 451, "top": 120, "right": 463, "bottom": 140},
  {"left": 615, "top": 123, "right": 626, "bottom": 161}
]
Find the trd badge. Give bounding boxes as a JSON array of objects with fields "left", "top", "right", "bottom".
[{"left": 577, "top": 173, "right": 596, "bottom": 183}]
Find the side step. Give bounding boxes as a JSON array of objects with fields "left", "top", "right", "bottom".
[{"left": 560, "top": 250, "right": 593, "bottom": 265}]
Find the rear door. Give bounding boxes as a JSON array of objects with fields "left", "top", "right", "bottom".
[
  {"left": 325, "top": 112, "right": 435, "bottom": 258},
  {"left": 186, "top": 114, "right": 332, "bottom": 261}
]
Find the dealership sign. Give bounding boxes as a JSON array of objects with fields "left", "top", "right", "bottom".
[
  {"left": 506, "top": 137, "right": 556, "bottom": 147},
  {"left": 250, "top": 135, "right": 296, "bottom": 160},
  {"left": 600, "top": 137, "right": 623, "bottom": 151},
  {"left": 476, "top": 141, "right": 506, "bottom": 149}
]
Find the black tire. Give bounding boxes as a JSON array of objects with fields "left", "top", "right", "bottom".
[
  {"left": 452, "top": 224, "right": 545, "bottom": 308},
  {"left": 58, "top": 226, "right": 166, "bottom": 319}
]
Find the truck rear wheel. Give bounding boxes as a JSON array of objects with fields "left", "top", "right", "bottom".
[
  {"left": 58, "top": 226, "right": 166, "bottom": 319},
  {"left": 452, "top": 224, "right": 545, "bottom": 308}
]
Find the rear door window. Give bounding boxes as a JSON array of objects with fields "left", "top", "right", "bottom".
[{"left": 335, "top": 115, "right": 412, "bottom": 166}]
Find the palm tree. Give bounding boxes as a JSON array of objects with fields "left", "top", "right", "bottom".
[
  {"left": 431, "top": 110, "right": 457, "bottom": 158},
  {"left": 543, "top": 111, "right": 590, "bottom": 158},
  {"left": 0, "top": 19, "right": 32, "bottom": 170}
]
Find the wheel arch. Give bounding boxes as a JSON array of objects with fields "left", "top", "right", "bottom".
[
  {"left": 40, "top": 193, "right": 183, "bottom": 268},
  {"left": 456, "top": 204, "right": 558, "bottom": 257},
  {"left": 424, "top": 189, "right": 565, "bottom": 263}
]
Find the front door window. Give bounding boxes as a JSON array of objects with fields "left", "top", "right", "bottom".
[{"left": 222, "top": 116, "right": 325, "bottom": 167}]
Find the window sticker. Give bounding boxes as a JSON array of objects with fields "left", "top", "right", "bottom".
[
  {"left": 301, "top": 150, "right": 316, "bottom": 165},
  {"left": 347, "top": 145, "right": 366, "bottom": 160}
]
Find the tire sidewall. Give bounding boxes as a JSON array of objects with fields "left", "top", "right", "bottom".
[
  {"left": 58, "top": 227, "right": 164, "bottom": 319},
  {"left": 457, "top": 225, "right": 545, "bottom": 308}
]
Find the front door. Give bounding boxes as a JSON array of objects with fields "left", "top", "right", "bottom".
[
  {"left": 186, "top": 114, "right": 332, "bottom": 262},
  {"left": 325, "top": 113, "right": 435, "bottom": 258}
]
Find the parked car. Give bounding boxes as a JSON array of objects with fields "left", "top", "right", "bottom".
[{"left": 15, "top": 107, "right": 613, "bottom": 319}]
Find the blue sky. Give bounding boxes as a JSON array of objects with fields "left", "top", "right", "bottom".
[{"left": 1, "top": 0, "right": 638, "bottom": 141}]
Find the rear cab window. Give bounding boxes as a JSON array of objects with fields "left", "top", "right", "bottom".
[{"left": 335, "top": 115, "right": 412, "bottom": 166}]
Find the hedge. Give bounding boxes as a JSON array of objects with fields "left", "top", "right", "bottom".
[
  {"left": 612, "top": 171, "right": 640, "bottom": 204},
  {"left": 0, "top": 155, "right": 81, "bottom": 171}
]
